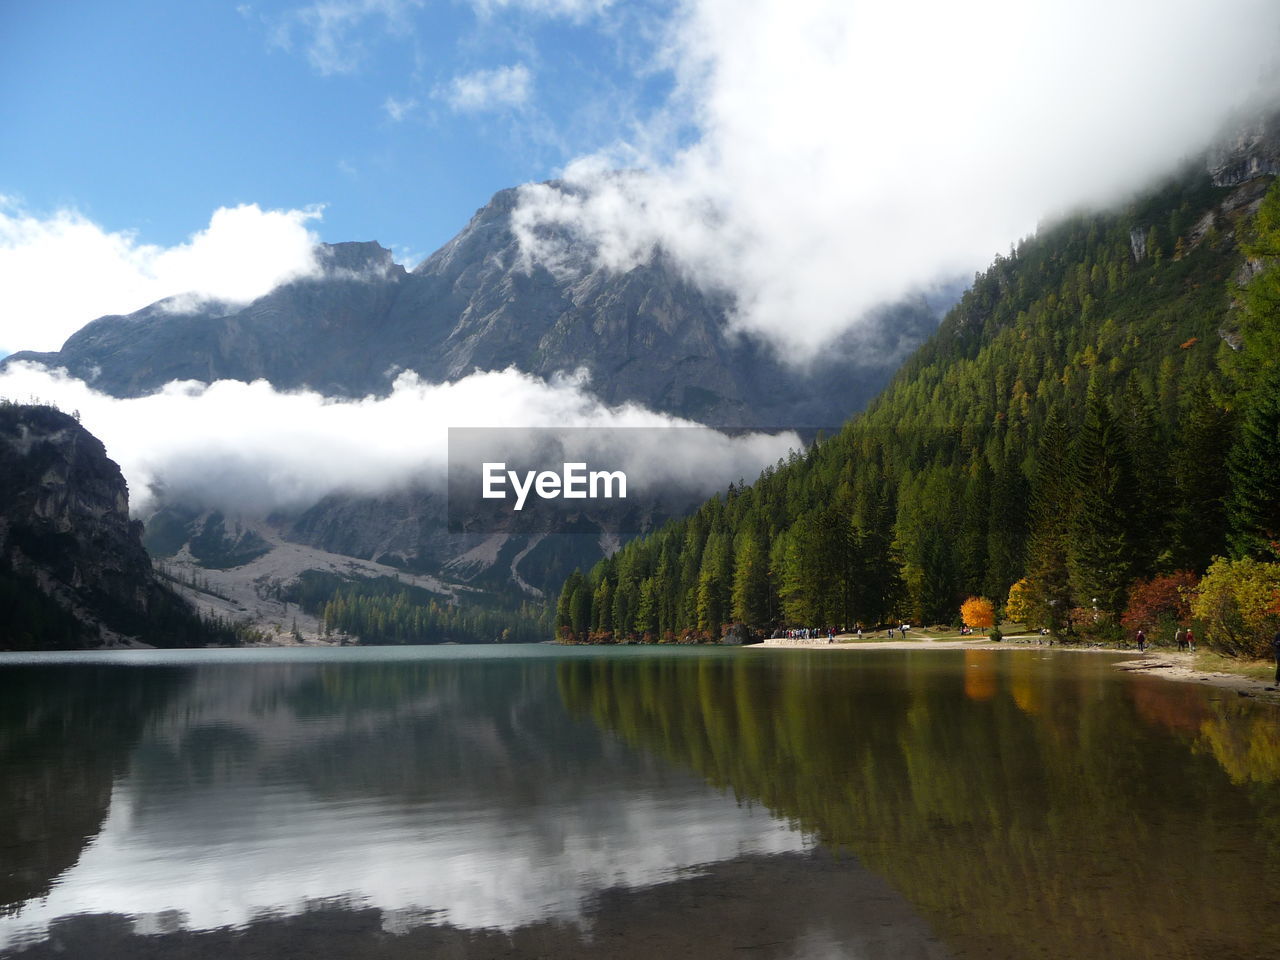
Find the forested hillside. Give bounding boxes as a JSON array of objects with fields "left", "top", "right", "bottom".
[{"left": 557, "top": 167, "right": 1280, "bottom": 654}]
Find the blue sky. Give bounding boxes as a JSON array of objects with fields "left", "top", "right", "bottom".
[
  {"left": 3, "top": 0, "right": 1278, "bottom": 359},
  {"left": 2, "top": 0, "right": 676, "bottom": 260}
]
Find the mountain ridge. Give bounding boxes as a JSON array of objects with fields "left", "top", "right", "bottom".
[{"left": 3, "top": 184, "right": 951, "bottom": 428}]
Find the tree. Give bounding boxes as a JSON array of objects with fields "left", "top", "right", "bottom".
[
  {"left": 1190, "top": 558, "right": 1280, "bottom": 658},
  {"left": 960, "top": 596, "right": 995, "bottom": 629},
  {"left": 1121, "top": 571, "right": 1197, "bottom": 641},
  {"left": 696, "top": 527, "right": 732, "bottom": 637},
  {"left": 557, "top": 570, "right": 585, "bottom": 638},
  {"left": 1117, "top": 376, "right": 1167, "bottom": 575},
  {"left": 1169, "top": 388, "right": 1234, "bottom": 570},
  {"left": 731, "top": 527, "right": 770, "bottom": 627},
  {"left": 1227, "top": 363, "right": 1280, "bottom": 561},
  {"left": 1068, "top": 392, "right": 1139, "bottom": 615},
  {"left": 1025, "top": 409, "right": 1075, "bottom": 633},
  {"left": 1004, "top": 578, "right": 1033, "bottom": 625}
]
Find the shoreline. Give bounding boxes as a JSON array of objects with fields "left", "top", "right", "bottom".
[{"left": 754, "top": 636, "right": 1280, "bottom": 704}]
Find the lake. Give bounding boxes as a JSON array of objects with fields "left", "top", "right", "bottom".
[{"left": 1, "top": 645, "right": 1277, "bottom": 959}]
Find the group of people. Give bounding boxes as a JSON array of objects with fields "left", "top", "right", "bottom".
[
  {"left": 781, "top": 627, "right": 837, "bottom": 643},
  {"left": 778, "top": 624, "right": 916, "bottom": 643},
  {"left": 1133, "top": 627, "right": 1196, "bottom": 653},
  {"left": 1130, "top": 628, "right": 1280, "bottom": 686}
]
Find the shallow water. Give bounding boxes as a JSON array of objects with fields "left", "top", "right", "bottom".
[{"left": 1, "top": 645, "right": 1277, "bottom": 958}]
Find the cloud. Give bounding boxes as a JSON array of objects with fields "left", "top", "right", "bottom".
[
  {"left": 469, "top": 0, "right": 613, "bottom": 19},
  {"left": 274, "top": 0, "right": 424, "bottom": 75},
  {"left": 443, "top": 64, "right": 533, "bottom": 112},
  {"left": 382, "top": 95, "right": 418, "bottom": 122},
  {"left": 0, "top": 363, "right": 799, "bottom": 518},
  {"left": 511, "top": 0, "right": 1280, "bottom": 357},
  {"left": 0, "top": 202, "right": 324, "bottom": 355}
]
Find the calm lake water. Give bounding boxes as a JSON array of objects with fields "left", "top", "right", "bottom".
[{"left": 1, "top": 645, "right": 1277, "bottom": 959}]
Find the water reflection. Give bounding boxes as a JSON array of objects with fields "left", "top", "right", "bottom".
[
  {"left": 0, "top": 666, "right": 186, "bottom": 909},
  {"left": 2, "top": 647, "right": 1277, "bottom": 959},
  {"left": 0, "top": 650, "right": 825, "bottom": 955},
  {"left": 557, "top": 649, "right": 1280, "bottom": 960}
]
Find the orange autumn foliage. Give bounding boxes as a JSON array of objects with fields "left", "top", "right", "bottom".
[{"left": 960, "top": 596, "right": 995, "bottom": 629}]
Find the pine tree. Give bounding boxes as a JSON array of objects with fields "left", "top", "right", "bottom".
[
  {"left": 731, "top": 527, "right": 770, "bottom": 627},
  {"left": 1068, "top": 392, "right": 1139, "bottom": 615},
  {"left": 1025, "top": 408, "right": 1075, "bottom": 633},
  {"left": 1227, "top": 363, "right": 1280, "bottom": 560},
  {"left": 1117, "top": 375, "right": 1168, "bottom": 574},
  {"left": 1169, "top": 387, "right": 1233, "bottom": 570}
]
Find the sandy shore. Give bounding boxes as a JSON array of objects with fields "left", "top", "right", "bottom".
[{"left": 755, "top": 636, "right": 1280, "bottom": 703}]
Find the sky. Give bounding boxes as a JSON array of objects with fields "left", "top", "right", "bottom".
[
  {"left": 1, "top": 0, "right": 675, "bottom": 259},
  {"left": 3, "top": 0, "right": 1280, "bottom": 515},
  {"left": 4, "top": 0, "right": 1280, "bottom": 359}
]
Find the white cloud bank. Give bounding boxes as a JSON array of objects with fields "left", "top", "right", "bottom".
[
  {"left": 443, "top": 63, "right": 533, "bottom": 112},
  {"left": 513, "top": 0, "right": 1280, "bottom": 356},
  {"left": 0, "top": 201, "right": 323, "bottom": 355},
  {"left": 0, "top": 363, "right": 799, "bottom": 518}
]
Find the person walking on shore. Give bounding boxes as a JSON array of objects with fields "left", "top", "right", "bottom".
[
  {"left": 1185, "top": 627, "right": 1195, "bottom": 653},
  {"left": 1136, "top": 629, "right": 1146, "bottom": 653},
  {"left": 1175, "top": 627, "right": 1185, "bottom": 652},
  {"left": 1273, "top": 629, "right": 1280, "bottom": 685}
]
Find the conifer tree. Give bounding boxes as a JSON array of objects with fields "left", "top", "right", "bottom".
[
  {"left": 1227, "top": 363, "right": 1280, "bottom": 560},
  {"left": 731, "top": 526, "right": 770, "bottom": 627},
  {"left": 1118, "top": 375, "right": 1167, "bottom": 574},
  {"left": 1169, "top": 387, "right": 1233, "bottom": 570},
  {"left": 1068, "top": 392, "right": 1139, "bottom": 614},
  {"left": 1025, "top": 408, "right": 1075, "bottom": 632}
]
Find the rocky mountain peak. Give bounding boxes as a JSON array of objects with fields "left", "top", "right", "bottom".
[
  {"left": 319, "top": 240, "right": 404, "bottom": 278},
  {"left": 1209, "top": 108, "right": 1280, "bottom": 187}
]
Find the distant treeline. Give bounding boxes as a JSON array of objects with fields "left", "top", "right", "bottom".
[
  {"left": 0, "top": 565, "right": 257, "bottom": 651},
  {"left": 286, "top": 570, "right": 553, "bottom": 644},
  {"left": 557, "top": 170, "right": 1280, "bottom": 654}
]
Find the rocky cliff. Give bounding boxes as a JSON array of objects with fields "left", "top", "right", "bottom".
[
  {"left": 1209, "top": 109, "right": 1280, "bottom": 187},
  {"left": 0, "top": 403, "right": 214, "bottom": 649}
]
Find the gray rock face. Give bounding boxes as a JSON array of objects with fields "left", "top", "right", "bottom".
[
  {"left": 3, "top": 189, "right": 948, "bottom": 428},
  {"left": 0, "top": 404, "right": 203, "bottom": 647},
  {"left": 1209, "top": 109, "right": 1280, "bottom": 187}
]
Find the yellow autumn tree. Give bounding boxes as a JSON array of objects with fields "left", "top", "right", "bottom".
[
  {"left": 1005, "top": 578, "right": 1032, "bottom": 625},
  {"left": 960, "top": 596, "right": 995, "bottom": 629}
]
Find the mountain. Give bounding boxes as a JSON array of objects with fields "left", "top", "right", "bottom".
[
  {"left": 554, "top": 139, "right": 1280, "bottom": 645},
  {"left": 0, "top": 181, "right": 961, "bottom": 640},
  {"left": 3, "top": 185, "right": 954, "bottom": 428},
  {"left": 0, "top": 403, "right": 231, "bottom": 649}
]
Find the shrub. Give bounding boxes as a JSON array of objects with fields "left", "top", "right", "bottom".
[
  {"left": 1121, "top": 571, "right": 1197, "bottom": 644},
  {"left": 1190, "top": 558, "right": 1280, "bottom": 658},
  {"left": 1071, "top": 606, "right": 1122, "bottom": 645}
]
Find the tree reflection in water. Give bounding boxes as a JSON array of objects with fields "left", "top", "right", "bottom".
[{"left": 557, "top": 649, "right": 1280, "bottom": 960}]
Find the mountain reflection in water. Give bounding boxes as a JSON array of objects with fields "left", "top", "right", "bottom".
[{"left": 1, "top": 645, "right": 1277, "bottom": 959}]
